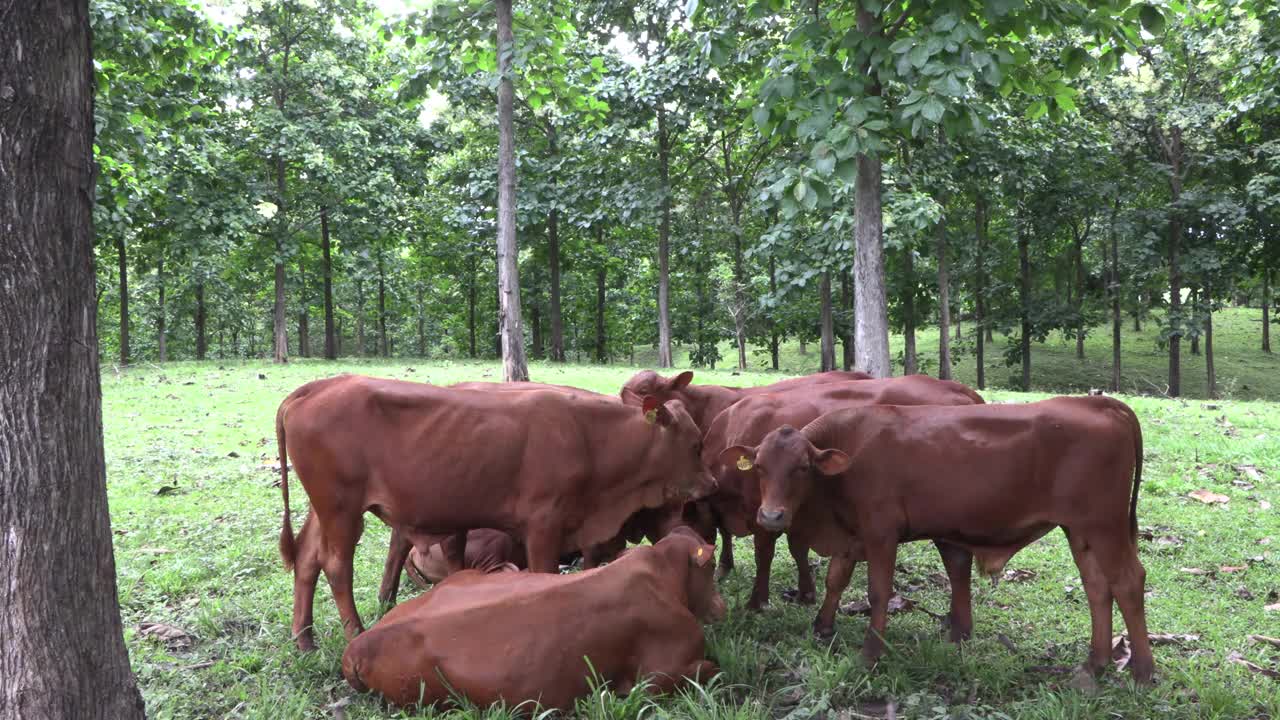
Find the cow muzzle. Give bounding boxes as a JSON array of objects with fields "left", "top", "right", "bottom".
[{"left": 757, "top": 507, "right": 788, "bottom": 532}]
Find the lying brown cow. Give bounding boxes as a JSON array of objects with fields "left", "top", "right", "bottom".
[
  {"left": 277, "top": 375, "right": 715, "bottom": 650},
  {"left": 719, "top": 396, "right": 1152, "bottom": 685},
  {"left": 405, "top": 529, "right": 526, "bottom": 587},
  {"left": 701, "top": 375, "right": 982, "bottom": 640},
  {"left": 342, "top": 527, "right": 725, "bottom": 709},
  {"left": 620, "top": 369, "right": 869, "bottom": 576}
]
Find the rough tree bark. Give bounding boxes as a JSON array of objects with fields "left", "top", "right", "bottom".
[
  {"left": 466, "top": 253, "right": 477, "bottom": 358},
  {"left": 416, "top": 283, "right": 426, "bottom": 357},
  {"left": 547, "top": 166, "right": 564, "bottom": 361},
  {"left": 495, "top": 0, "right": 529, "bottom": 381},
  {"left": 116, "top": 235, "right": 130, "bottom": 365},
  {"left": 530, "top": 295, "right": 543, "bottom": 359},
  {"left": 769, "top": 255, "right": 780, "bottom": 370},
  {"left": 655, "top": 105, "right": 673, "bottom": 368},
  {"left": 156, "top": 253, "right": 166, "bottom": 362},
  {"left": 195, "top": 281, "right": 207, "bottom": 360},
  {"left": 1018, "top": 208, "right": 1032, "bottom": 391},
  {"left": 297, "top": 262, "right": 308, "bottom": 358},
  {"left": 596, "top": 227, "right": 607, "bottom": 363},
  {"left": 355, "top": 279, "right": 366, "bottom": 357},
  {"left": 902, "top": 245, "right": 917, "bottom": 375},
  {"left": 936, "top": 216, "right": 951, "bottom": 380},
  {"left": 1159, "top": 125, "right": 1185, "bottom": 396},
  {"left": 320, "top": 205, "right": 336, "bottom": 360},
  {"left": 1264, "top": 267, "right": 1272, "bottom": 354},
  {"left": 820, "top": 272, "right": 836, "bottom": 372},
  {"left": 852, "top": 6, "right": 891, "bottom": 377},
  {"left": 0, "top": 1, "right": 147, "bottom": 714},
  {"left": 1189, "top": 285, "right": 1200, "bottom": 356},
  {"left": 1072, "top": 219, "right": 1088, "bottom": 360},
  {"left": 974, "top": 195, "right": 987, "bottom": 390}
]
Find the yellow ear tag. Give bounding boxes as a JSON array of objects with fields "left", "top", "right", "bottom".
[
  {"left": 736, "top": 456, "right": 753, "bottom": 471},
  {"left": 644, "top": 409, "right": 658, "bottom": 425},
  {"left": 696, "top": 547, "right": 704, "bottom": 558}
]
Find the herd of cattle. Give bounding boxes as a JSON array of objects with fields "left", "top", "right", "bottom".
[{"left": 273, "top": 369, "right": 1153, "bottom": 709}]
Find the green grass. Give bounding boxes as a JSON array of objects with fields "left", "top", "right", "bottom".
[
  {"left": 106, "top": 353, "right": 1280, "bottom": 718},
  {"left": 634, "top": 306, "right": 1280, "bottom": 401}
]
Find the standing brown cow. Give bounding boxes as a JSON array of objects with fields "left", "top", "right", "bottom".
[
  {"left": 701, "top": 375, "right": 982, "bottom": 641},
  {"left": 620, "top": 369, "right": 869, "bottom": 576},
  {"left": 719, "top": 396, "right": 1152, "bottom": 685},
  {"left": 277, "top": 375, "right": 715, "bottom": 650}
]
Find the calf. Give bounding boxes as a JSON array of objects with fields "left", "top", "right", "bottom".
[
  {"left": 405, "top": 529, "right": 526, "bottom": 587},
  {"left": 719, "top": 396, "right": 1152, "bottom": 685},
  {"left": 277, "top": 375, "right": 715, "bottom": 650},
  {"left": 620, "top": 369, "right": 868, "bottom": 576},
  {"left": 701, "top": 375, "right": 982, "bottom": 640},
  {"left": 342, "top": 527, "right": 725, "bottom": 709}
]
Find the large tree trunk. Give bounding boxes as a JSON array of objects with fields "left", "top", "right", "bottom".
[
  {"left": 195, "top": 281, "right": 207, "bottom": 360},
  {"left": 1110, "top": 198, "right": 1122, "bottom": 392},
  {"left": 0, "top": 1, "right": 147, "bottom": 714},
  {"left": 115, "top": 235, "right": 130, "bottom": 365},
  {"left": 852, "top": 8, "right": 891, "bottom": 377},
  {"left": 820, "top": 272, "right": 836, "bottom": 371},
  {"left": 1264, "top": 266, "right": 1272, "bottom": 354},
  {"left": 1164, "top": 126, "right": 1184, "bottom": 397},
  {"left": 1189, "top": 285, "right": 1200, "bottom": 356},
  {"left": 936, "top": 217, "right": 951, "bottom": 380},
  {"left": 1205, "top": 286, "right": 1216, "bottom": 399},
  {"left": 1018, "top": 211, "right": 1032, "bottom": 392},
  {"left": 840, "top": 269, "right": 854, "bottom": 371},
  {"left": 320, "top": 206, "right": 336, "bottom": 360},
  {"left": 495, "top": 0, "right": 529, "bottom": 381},
  {"left": 769, "top": 255, "right": 780, "bottom": 370},
  {"left": 377, "top": 250, "right": 388, "bottom": 357},
  {"left": 656, "top": 106, "right": 674, "bottom": 368},
  {"left": 974, "top": 195, "right": 987, "bottom": 390},
  {"left": 548, "top": 208, "right": 565, "bottom": 362},
  {"left": 902, "top": 245, "right": 917, "bottom": 375},
  {"left": 156, "top": 253, "right": 166, "bottom": 362}
]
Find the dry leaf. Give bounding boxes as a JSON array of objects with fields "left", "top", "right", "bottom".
[
  {"left": 1261, "top": 500, "right": 1273, "bottom": 511},
  {"left": 996, "top": 633, "right": 1018, "bottom": 653},
  {"left": 1189, "top": 489, "right": 1230, "bottom": 504},
  {"left": 136, "top": 547, "right": 172, "bottom": 555},
  {"left": 1248, "top": 635, "right": 1280, "bottom": 649},
  {"left": 1180, "top": 567, "right": 1212, "bottom": 576},
  {"left": 1111, "top": 635, "right": 1131, "bottom": 670},
  {"left": 154, "top": 485, "right": 180, "bottom": 496},
  {"left": 1227, "top": 651, "right": 1280, "bottom": 680},
  {"left": 139, "top": 622, "right": 195, "bottom": 650},
  {"left": 1235, "top": 587, "right": 1255, "bottom": 600},
  {"left": 1154, "top": 535, "right": 1185, "bottom": 548},
  {"left": 1003, "top": 568, "right": 1037, "bottom": 583},
  {"left": 1265, "top": 603, "right": 1280, "bottom": 612},
  {"left": 1220, "top": 565, "right": 1248, "bottom": 573},
  {"left": 1149, "top": 632, "right": 1199, "bottom": 645},
  {"left": 1236, "top": 465, "right": 1265, "bottom": 483},
  {"left": 840, "top": 594, "right": 914, "bottom": 616}
]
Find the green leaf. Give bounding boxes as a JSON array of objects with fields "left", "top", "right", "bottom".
[
  {"left": 684, "top": 0, "right": 701, "bottom": 19},
  {"left": 811, "top": 142, "right": 836, "bottom": 175},
  {"left": 776, "top": 74, "right": 795, "bottom": 99},
  {"left": 1139, "top": 4, "right": 1166, "bottom": 35},
  {"left": 793, "top": 179, "right": 809, "bottom": 204},
  {"left": 753, "top": 105, "right": 771, "bottom": 130},
  {"left": 909, "top": 43, "right": 931, "bottom": 69},
  {"left": 1025, "top": 100, "right": 1048, "bottom": 120},
  {"left": 1054, "top": 93, "right": 1077, "bottom": 112},
  {"left": 921, "top": 98, "right": 945, "bottom": 123},
  {"left": 834, "top": 158, "right": 858, "bottom": 184}
]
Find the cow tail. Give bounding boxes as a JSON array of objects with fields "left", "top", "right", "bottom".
[
  {"left": 1129, "top": 407, "right": 1143, "bottom": 543},
  {"left": 277, "top": 400, "right": 297, "bottom": 571}
]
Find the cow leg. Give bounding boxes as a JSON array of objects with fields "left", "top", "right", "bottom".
[
  {"left": 524, "top": 523, "right": 562, "bottom": 573},
  {"left": 290, "top": 516, "right": 324, "bottom": 652},
  {"left": 813, "top": 551, "right": 856, "bottom": 640},
  {"left": 1065, "top": 530, "right": 1113, "bottom": 678},
  {"left": 861, "top": 540, "right": 898, "bottom": 666},
  {"left": 933, "top": 540, "right": 973, "bottom": 642},
  {"left": 377, "top": 528, "right": 412, "bottom": 609},
  {"left": 1095, "top": 533, "right": 1154, "bottom": 686},
  {"left": 715, "top": 524, "right": 735, "bottom": 582},
  {"left": 788, "top": 538, "right": 816, "bottom": 605},
  {"left": 321, "top": 514, "right": 366, "bottom": 641},
  {"left": 746, "top": 531, "right": 777, "bottom": 611},
  {"left": 442, "top": 531, "right": 467, "bottom": 575}
]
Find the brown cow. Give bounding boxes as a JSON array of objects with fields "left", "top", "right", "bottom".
[
  {"left": 405, "top": 529, "right": 526, "bottom": 587},
  {"left": 620, "top": 369, "right": 869, "bottom": 576},
  {"left": 342, "top": 527, "right": 724, "bottom": 709},
  {"left": 719, "top": 396, "right": 1152, "bottom": 685},
  {"left": 701, "top": 375, "right": 982, "bottom": 639},
  {"left": 277, "top": 375, "right": 715, "bottom": 650}
]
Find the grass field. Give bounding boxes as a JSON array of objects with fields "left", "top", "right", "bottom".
[{"left": 107, "top": 319, "right": 1280, "bottom": 719}]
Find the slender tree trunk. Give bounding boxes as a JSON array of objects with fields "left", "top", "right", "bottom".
[
  {"left": 336, "top": 317, "right": 343, "bottom": 356},
  {"left": 416, "top": 283, "right": 426, "bottom": 357},
  {"left": 156, "top": 253, "right": 166, "bottom": 362},
  {"left": 840, "top": 270, "right": 854, "bottom": 371},
  {"left": 1073, "top": 222, "right": 1086, "bottom": 359},
  {"left": 296, "top": 261, "right": 308, "bottom": 358},
  {"left": 467, "top": 258, "right": 477, "bottom": 358},
  {"left": 530, "top": 299, "right": 543, "bottom": 359},
  {"left": 1018, "top": 210, "right": 1032, "bottom": 392},
  {"left": 656, "top": 106, "right": 673, "bottom": 368},
  {"left": 1110, "top": 198, "right": 1122, "bottom": 392},
  {"left": 936, "top": 217, "right": 951, "bottom": 380},
  {"left": 730, "top": 197, "right": 748, "bottom": 371},
  {"left": 1189, "top": 285, "right": 1200, "bottom": 356},
  {"left": 903, "top": 245, "right": 917, "bottom": 375},
  {"left": 356, "top": 280, "right": 366, "bottom": 357},
  {"left": 1165, "top": 126, "right": 1184, "bottom": 397},
  {"left": 494, "top": 272, "right": 502, "bottom": 359},
  {"left": 0, "top": 2, "right": 147, "bottom": 713},
  {"left": 974, "top": 195, "right": 987, "bottom": 390},
  {"left": 320, "top": 206, "right": 336, "bottom": 360},
  {"left": 377, "top": 250, "right": 388, "bottom": 357},
  {"left": 820, "top": 272, "right": 836, "bottom": 371},
  {"left": 852, "top": 7, "right": 891, "bottom": 377},
  {"left": 195, "top": 281, "right": 207, "bottom": 360},
  {"left": 495, "top": 0, "right": 529, "bottom": 381},
  {"left": 547, "top": 206, "right": 564, "bottom": 361},
  {"left": 115, "top": 235, "right": 130, "bottom": 366},
  {"left": 596, "top": 228, "right": 607, "bottom": 363},
  {"left": 1264, "top": 267, "right": 1272, "bottom": 354},
  {"left": 769, "top": 255, "right": 780, "bottom": 370},
  {"left": 272, "top": 172, "right": 288, "bottom": 364},
  {"left": 1205, "top": 286, "right": 1216, "bottom": 399}
]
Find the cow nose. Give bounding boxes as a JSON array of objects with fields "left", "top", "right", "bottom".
[{"left": 758, "top": 507, "right": 786, "bottom": 530}]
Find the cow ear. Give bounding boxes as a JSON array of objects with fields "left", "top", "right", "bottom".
[
  {"left": 690, "top": 543, "right": 715, "bottom": 568},
  {"left": 717, "top": 445, "right": 756, "bottom": 472},
  {"left": 641, "top": 396, "right": 675, "bottom": 426},
  {"left": 620, "top": 387, "right": 644, "bottom": 406},
  {"left": 812, "top": 448, "right": 851, "bottom": 477},
  {"left": 670, "top": 371, "right": 694, "bottom": 391}
]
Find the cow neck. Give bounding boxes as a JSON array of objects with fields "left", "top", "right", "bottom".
[
  {"left": 571, "top": 417, "right": 671, "bottom": 550},
  {"left": 651, "top": 541, "right": 693, "bottom": 614},
  {"left": 684, "top": 385, "right": 742, "bottom": 430}
]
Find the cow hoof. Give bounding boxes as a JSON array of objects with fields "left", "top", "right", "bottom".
[
  {"left": 295, "top": 635, "right": 317, "bottom": 653},
  {"left": 781, "top": 587, "right": 815, "bottom": 604},
  {"left": 812, "top": 625, "right": 835, "bottom": 641},
  {"left": 745, "top": 598, "right": 768, "bottom": 612},
  {"left": 1067, "top": 666, "right": 1100, "bottom": 693}
]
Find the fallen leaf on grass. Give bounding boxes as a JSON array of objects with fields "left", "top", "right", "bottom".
[
  {"left": 136, "top": 547, "right": 172, "bottom": 555},
  {"left": 1027, "top": 665, "right": 1075, "bottom": 675},
  {"left": 1149, "top": 632, "right": 1200, "bottom": 645},
  {"left": 1227, "top": 651, "right": 1280, "bottom": 680},
  {"left": 926, "top": 572, "right": 950, "bottom": 588},
  {"left": 226, "top": 451, "right": 239, "bottom": 458},
  {"left": 1189, "top": 489, "right": 1230, "bottom": 504},
  {"left": 997, "top": 633, "right": 1018, "bottom": 653},
  {"left": 840, "top": 594, "right": 914, "bottom": 616},
  {"left": 1180, "top": 567, "right": 1213, "bottom": 576},
  {"left": 1112, "top": 635, "right": 1131, "bottom": 670},
  {"left": 1261, "top": 500, "right": 1273, "bottom": 511},
  {"left": 1217, "top": 416, "right": 1240, "bottom": 438},
  {"left": 1235, "top": 587, "right": 1255, "bottom": 600},
  {"left": 139, "top": 622, "right": 195, "bottom": 650},
  {"left": 1221, "top": 565, "right": 1249, "bottom": 573},
  {"left": 1149, "top": 534, "right": 1185, "bottom": 548},
  {"left": 1236, "top": 465, "right": 1265, "bottom": 483},
  {"left": 1265, "top": 603, "right": 1280, "bottom": 613},
  {"left": 154, "top": 485, "right": 180, "bottom": 496},
  {"left": 1003, "top": 568, "right": 1037, "bottom": 583},
  {"left": 1248, "top": 635, "right": 1280, "bottom": 649}
]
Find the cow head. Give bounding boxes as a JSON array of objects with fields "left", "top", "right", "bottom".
[
  {"left": 663, "top": 526, "right": 726, "bottom": 624},
  {"left": 641, "top": 396, "right": 718, "bottom": 502},
  {"left": 620, "top": 370, "right": 695, "bottom": 408},
  {"left": 718, "top": 425, "right": 849, "bottom": 533}
]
